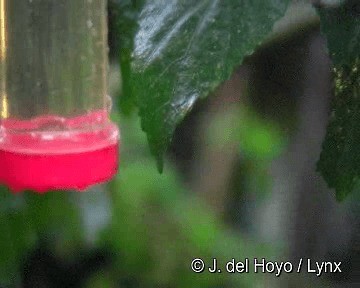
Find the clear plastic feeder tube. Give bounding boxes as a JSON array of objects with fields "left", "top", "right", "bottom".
[{"left": 0, "top": 0, "right": 119, "bottom": 192}]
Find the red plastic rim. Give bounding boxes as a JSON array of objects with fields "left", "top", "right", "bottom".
[{"left": 0, "top": 111, "right": 119, "bottom": 193}]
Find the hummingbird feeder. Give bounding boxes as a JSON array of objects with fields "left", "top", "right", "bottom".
[{"left": 0, "top": 0, "right": 119, "bottom": 193}]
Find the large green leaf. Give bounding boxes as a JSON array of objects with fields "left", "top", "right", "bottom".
[
  {"left": 118, "top": 0, "right": 290, "bottom": 170},
  {"left": 317, "top": 0, "right": 360, "bottom": 200}
]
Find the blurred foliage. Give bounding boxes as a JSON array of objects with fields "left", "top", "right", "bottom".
[
  {"left": 100, "top": 113, "right": 273, "bottom": 287},
  {"left": 317, "top": 0, "right": 360, "bottom": 200},
  {"left": 0, "top": 188, "right": 35, "bottom": 286},
  {"left": 114, "top": 0, "right": 290, "bottom": 171},
  {"left": 0, "top": 187, "right": 83, "bottom": 286},
  {"left": 206, "top": 106, "right": 286, "bottom": 160}
]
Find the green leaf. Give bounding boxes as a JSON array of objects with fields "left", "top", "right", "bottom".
[
  {"left": 317, "top": 0, "right": 360, "bottom": 200},
  {"left": 118, "top": 0, "right": 290, "bottom": 170}
]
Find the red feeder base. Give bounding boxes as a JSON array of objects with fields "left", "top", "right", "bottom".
[{"left": 0, "top": 112, "right": 119, "bottom": 193}]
